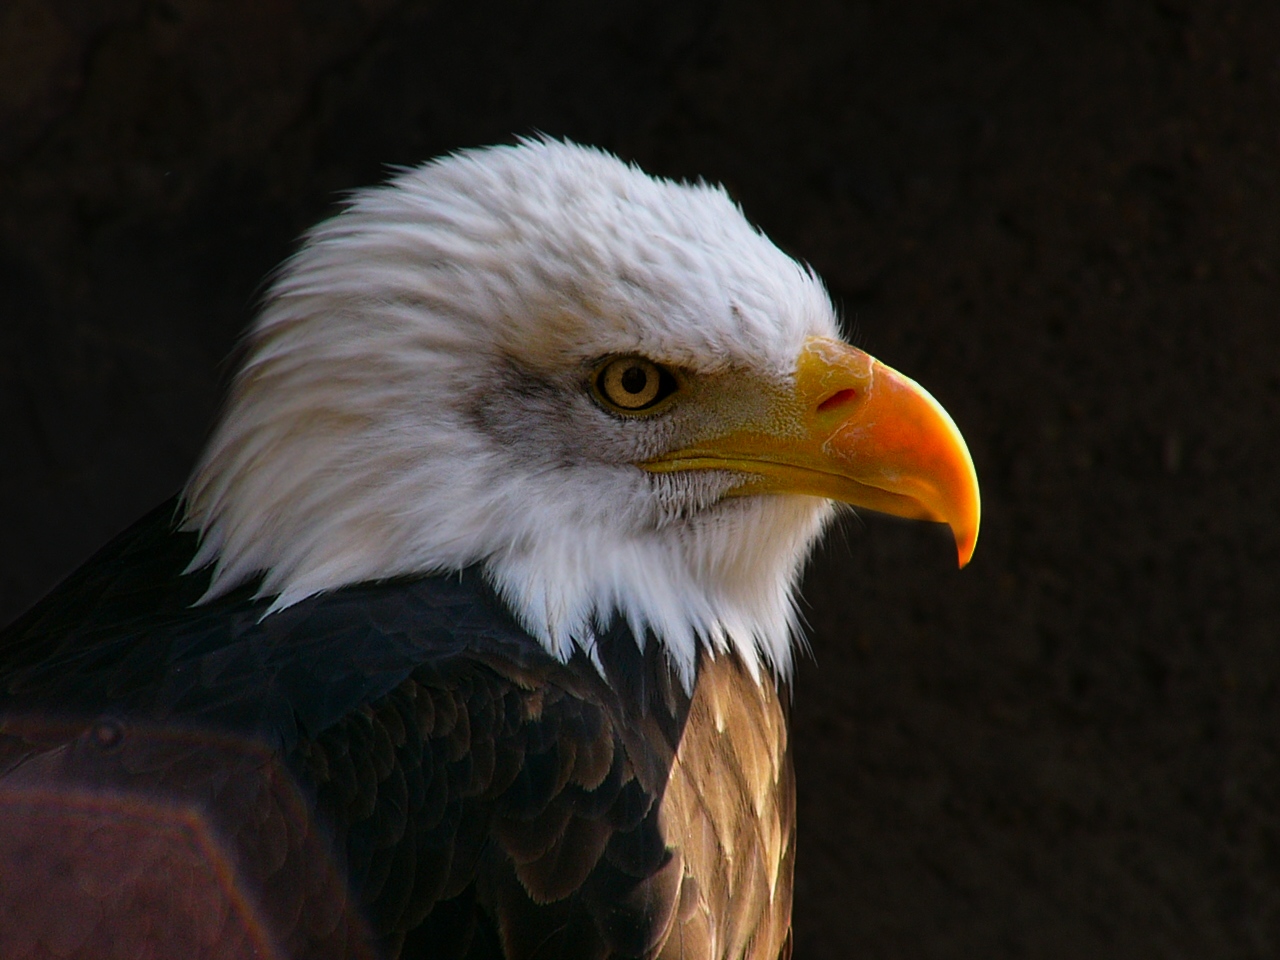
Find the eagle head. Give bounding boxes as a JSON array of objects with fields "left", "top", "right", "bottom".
[{"left": 183, "top": 139, "right": 979, "bottom": 689}]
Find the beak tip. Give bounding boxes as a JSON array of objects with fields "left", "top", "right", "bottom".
[
  {"left": 949, "top": 454, "right": 981, "bottom": 570},
  {"left": 953, "top": 519, "right": 979, "bottom": 569}
]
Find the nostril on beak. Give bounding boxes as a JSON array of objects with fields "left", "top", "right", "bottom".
[{"left": 817, "top": 388, "right": 858, "bottom": 414}]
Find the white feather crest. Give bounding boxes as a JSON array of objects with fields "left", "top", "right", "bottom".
[{"left": 183, "top": 139, "right": 840, "bottom": 688}]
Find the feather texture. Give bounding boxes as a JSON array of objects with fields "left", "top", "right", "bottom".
[{"left": 0, "top": 503, "right": 793, "bottom": 959}]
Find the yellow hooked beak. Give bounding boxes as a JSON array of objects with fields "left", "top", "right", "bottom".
[{"left": 643, "top": 337, "right": 981, "bottom": 567}]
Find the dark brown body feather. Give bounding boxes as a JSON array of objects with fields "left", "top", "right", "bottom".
[{"left": 0, "top": 502, "right": 794, "bottom": 960}]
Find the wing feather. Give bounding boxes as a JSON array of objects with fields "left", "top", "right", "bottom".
[{"left": 0, "top": 501, "right": 796, "bottom": 959}]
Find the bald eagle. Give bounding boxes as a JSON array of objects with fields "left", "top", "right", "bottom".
[{"left": 0, "top": 141, "right": 978, "bottom": 960}]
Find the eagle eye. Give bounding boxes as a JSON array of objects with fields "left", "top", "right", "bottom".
[{"left": 595, "top": 356, "right": 677, "bottom": 413}]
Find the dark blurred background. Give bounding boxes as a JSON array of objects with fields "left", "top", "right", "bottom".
[{"left": 2, "top": 1, "right": 1278, "bottom": 956}]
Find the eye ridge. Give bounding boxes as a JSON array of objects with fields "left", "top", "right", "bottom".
[{"left": 595, "top": 356, "right": 678, "bottom": 413}]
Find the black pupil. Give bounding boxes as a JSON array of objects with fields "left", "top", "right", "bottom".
[{"left": 620, "top": 365, "right": 649, "bottom": 395}]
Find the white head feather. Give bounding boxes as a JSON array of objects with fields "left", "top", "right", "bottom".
[{"left": 183, "top": 139, "right": 841, "bottom": 689}]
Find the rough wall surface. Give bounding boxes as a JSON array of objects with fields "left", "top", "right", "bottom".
[{"left": 2, "top": 1, "right": 1278, "bottom": 956}]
